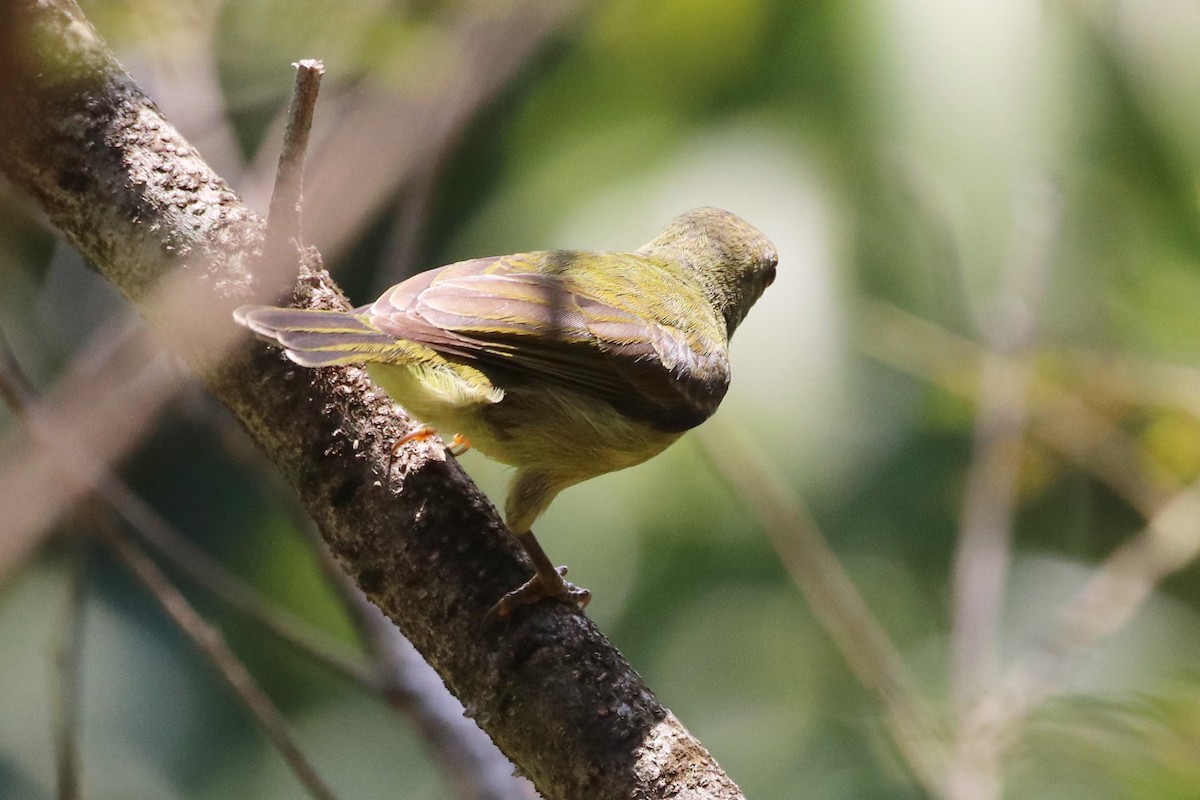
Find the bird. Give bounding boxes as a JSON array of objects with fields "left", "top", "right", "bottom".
[{"left": 234, "top": 207, "right": 778, "bottom": 616}]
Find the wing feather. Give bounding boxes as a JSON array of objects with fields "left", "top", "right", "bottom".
[{"left": 364, "top": 253, "right": 730, "bottom": 432}]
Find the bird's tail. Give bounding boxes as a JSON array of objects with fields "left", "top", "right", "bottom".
[{"left": 234, "top": 305, "right": 401, "bottom": 367}]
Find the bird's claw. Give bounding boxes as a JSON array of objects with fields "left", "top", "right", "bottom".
[
  {"left": 447, "top": 433, "right": 471, "bottom": 458},
  {"left": 487, "top": 566, "right": 591, "bottom": 619}
]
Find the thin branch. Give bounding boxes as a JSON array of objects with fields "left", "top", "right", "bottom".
[
  {"left": 695, "top": 422, "right": 949, "bottom": 798},
  {"left": 52, "top": 541, "right": 89, "bottom": 800},
  {"left": 949, "top": 177, "right": 1059, "bottom": 718},
  {"left": 1063, "top": 354, "right": 1200, "bottom": 427},
  {"left": 855, "top": 301, "right": 1174, "bottom": 518},
  {"left": 104, "top": 477, "right": 378, "bottom": 689},
  {"left": 0, "top": 331, "right": 369, "bottom": 690},
  {"left": 949, "top": 350, "right": 1034, "bottom": 717},
  {"left": 98, "top": 522, "right": 342, "bottom": 800},
  {"left": 890, "top": 171, "right": 1060, "bottom": 800},
  {"left": 964, "top": 477, "right": 1200, "bottom": 743},
  {"left": 0, "top": 328, "right": 374, "bottom": 689},
  {"left": 261, "top": 3, "right": 587, "bottom": 262},
  {"left": 266, "top": 59, "right": 324, "bottom": 253},
  {"left": 0, "top": 329, "right": 89, "bottom": 800},
  {"left": 9, "top": 324, "right": 515, "bottom": 798},
  {"left": 0, "top": 322, "right": 185, "bottom": 586}
]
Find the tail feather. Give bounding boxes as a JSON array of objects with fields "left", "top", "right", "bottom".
[
  {"left": 234, "top": 305, "right": 376, "bottom": 335},
  {"left": 234, "top": 305, "right": 402, "bottom": 367},
  {"left": 282, "top": 347, "right": 386, "bottom": 368},
  {"left": 274, "top": 329, "right": 397, "bottom": 350}
]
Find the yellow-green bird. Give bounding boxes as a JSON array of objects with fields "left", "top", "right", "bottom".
[{"left": 235, "top": 207, "right": 777, "bottom": 615}]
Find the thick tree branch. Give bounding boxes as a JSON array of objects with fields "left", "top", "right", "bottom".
[{"left": 0, "top": 2, "right": 745, "bottom": 798}]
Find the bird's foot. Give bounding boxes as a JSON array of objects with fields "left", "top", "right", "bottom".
[
  {"left": 447, "top": 433, "right": 471, "bottom": 457},
  {"left": 393, "top": 427, "right": 471, "bottom": 457},
  {"left": 487, "top": 566, "right": 591, "bottom": 619},
  {"left": 396, "top": 425, "right": 438, "bottom": 449}
]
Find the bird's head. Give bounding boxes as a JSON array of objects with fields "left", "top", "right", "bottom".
[{"left": 640, "top": 207, "right": 778, "bottom": 336}]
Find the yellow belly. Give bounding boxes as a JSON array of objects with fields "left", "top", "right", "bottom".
[{"left": 366, "top": 361, "right": 680, "bottom": 484}]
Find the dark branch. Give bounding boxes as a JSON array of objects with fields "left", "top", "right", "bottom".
[{"left": 0, "top": 2, "right": 745, "bottom": 798}]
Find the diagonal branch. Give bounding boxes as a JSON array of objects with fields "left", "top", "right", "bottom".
[
  {"left": 100, "top": 520, "right": 342, "bottom": 800},
  {"left": 0, "top": 2, "right": 745, "bottom": 798}
]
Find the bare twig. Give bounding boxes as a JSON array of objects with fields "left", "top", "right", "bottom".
[
  {"left": 261, "top": 2, "right": 586, "bottom": 262},
  {"left": 856, "top": 301, "right": 1174, "bottom": 518},
  {"left": 266, "top": 59, "right": 324, "bottom": 254},
  {"left": 0, "top": 328, "right": 91, "bottom": 800},
  {"left": 99, "top": 522, "right": 342, "bottom": 800},
  {"left": 858, "top": 175, "right": 1066, "bottom": 800},
  {"left": 17, "top": 390, "right": 378, "bottom": 693},
  {"left": 52, "top": 542, "right": 89, "bottom": 800},
  {"left": 854, "top": 298, "right": 1200, "bottom": 800},
  {"left": 106, "top": 478, "right": 377, "bottom": 689},
  {"left": 0, "top": 323, "right": 184, "bottom": 586},
  {"left": 949, "top": 349, "right": 1034, "bottom": 720},
  {"left": 696, "top": 422, "right": 948, "bottom": 797},
  {"left": 962, "top": 479, "right": 1200, "bottom": 750},
  {"left": 0, "top": 329, "right": 373, "bottom": 688},
  {"left": 1062, "top": 354, "right": 1200, "bottom": 426},
  {"left": 10, "top": 326, "right": 516, "bottom": 799},
  {"left": 950, "top": 178, "right": 1059, "bottom": 718}
]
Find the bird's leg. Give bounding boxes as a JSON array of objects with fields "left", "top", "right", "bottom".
[
  {"left": 488, "top": 529, "right": 591, "bottom": 618},
  {"left": 488, "top": 470, "right": 590, "bottom": 617},
  {"left": 396, "top": 425, "right": 439, "bottom": 448}
]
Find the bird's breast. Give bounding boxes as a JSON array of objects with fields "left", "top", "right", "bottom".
[{"left": 474, "top": 384, "right": 683, "bottom": 482}]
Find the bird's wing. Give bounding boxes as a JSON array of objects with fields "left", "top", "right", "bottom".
[{"left": 364, "top": 254, "right": 731, "bottom": 432}]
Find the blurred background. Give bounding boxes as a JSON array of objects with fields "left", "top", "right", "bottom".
[{"left": 4, "top": 0, "right": 1200, "bottom": 797}]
